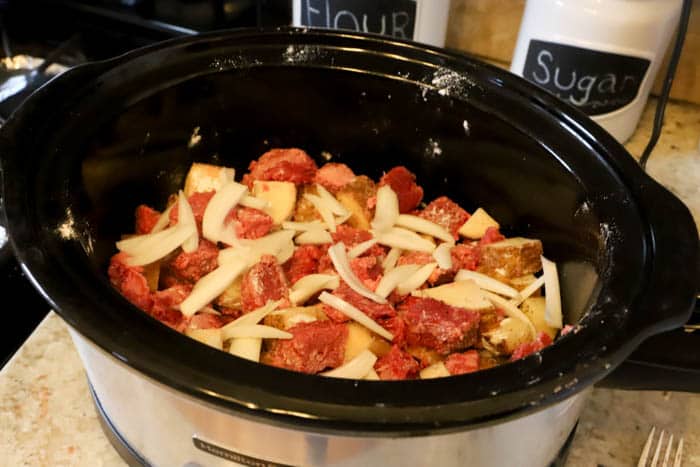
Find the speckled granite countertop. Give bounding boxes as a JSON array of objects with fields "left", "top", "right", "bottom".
[{"left": 0, "top": 99, "right": 698, "bottom": 467}]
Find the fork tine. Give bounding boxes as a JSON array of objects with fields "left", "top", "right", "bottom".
[
  {"left": 651, "top": 430, "right": 665, "bottom": 466},
  {"left": 662, "top": 434, "right": 674, "bottom": 467},
  {"left": 672, "top": 437, "right": 683, "bottom": 467},
  {"left": 639, "top": 426, "right": 656, "bottom": 467}
]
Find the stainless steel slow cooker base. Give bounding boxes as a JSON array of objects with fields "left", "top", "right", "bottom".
[{"left": 71, "top": 328, "right": 588, "bottom": 467}]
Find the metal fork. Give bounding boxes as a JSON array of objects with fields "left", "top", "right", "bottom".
[{"left": 637, "top": 426, "right": 684, "bottom": 467}]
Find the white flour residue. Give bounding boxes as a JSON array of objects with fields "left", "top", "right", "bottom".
[
  {"left": 209, "top": 55, "right": 262, "bottom": 71},
  {"left": 429, "top": 67, "right": 478, "bottom": 100},
  {"left": 425, "top": 138, "right": 442, "bottom": 159},
  {"left": 283, "top": 45, "right": 324, "bottom": 64}
]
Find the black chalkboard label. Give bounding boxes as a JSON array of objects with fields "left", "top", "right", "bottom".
[
  {"left": 522, "top": 40, "right": 651, "bottom": 116},
  {"left": 299, "top": 0, "right": 417, "bottom": 40}
]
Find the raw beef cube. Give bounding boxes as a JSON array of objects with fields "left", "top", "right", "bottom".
[
  {"left": 374, "top": 345, "right": 420, "bottom": 380},
  {"left": 108, "top": 252, "right": 153, "bottom": 312},
  {"left": 241, "top": 255, "right": 289, "bottom": 312},
  {"left": 245, "top": 148, "right": 318, "bottom": 185},
  {"left": 262, "top": 321, "right": 348, "bottom": 373},
  {"left": 135, "top": 205, "right": 160, "bottom": 234},
  {"left": 379, "top": 166, "right": 423, "bottom": 213},
  {"left": 167, "top": 239, "right": 219, "bottom": 283},
  {"left": 445, "top": 350, "right": 480, "bottom": 375},
  {"left": 419, "top": 196, "right": 470, "bottom": 240},
  {"left": 314, "top": 162, "right": 355, "bottom": 192}
]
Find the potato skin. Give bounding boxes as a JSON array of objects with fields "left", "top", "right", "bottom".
[{"left": 478, "top": 237, "right": 543, "bottom": 278}]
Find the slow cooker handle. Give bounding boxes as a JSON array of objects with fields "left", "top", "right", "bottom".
[{"left": 599, "top": 177, "right": 699, "bottom": 392}]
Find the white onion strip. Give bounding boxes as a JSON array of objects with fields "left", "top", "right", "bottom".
[
  {"left": 364, "top": 368, "right": 380, "bottom": 380},
  {"left": 382, "top": 247, "right": 402, "bottom": 272},
  {"left": 482, "top": 290, "right": 537, "bottom": 339},
  {"left": 224, "top": 300, "right": 282, "bottom": 328},
  {"left": 222, "top": 324, "right": 292, "bottom": 340},
  {"left": 304, "top": 193, "right": 336, "bottom": 232},
  {"left": 117, "top": 224, "right": 181, "bottom": 254},
  {"left": 455, "top": 269, "right": 521, "bottom": 299},
  {"left": 375, "top": 264, "right": 420, "bottom": 298},
  {"left": 318, "top": 292, "right": 393, "bottom": 340},
  {"left": 541, "top": 256, "right": 563, "bottom": 328},
  {"left": 328, "top": 243, "right": 387, "bottom": 304},
  {"left": 396, "top": 262, "right": 438, "bottom": 295},
  {"left": 322, "top": 350, "right": 377, "bottom": 379},
  {"left": 282, "top": 220, "right": 327, "bottom": 231},
  {"left": 122, "top": 225, "right": 193, "bottom": 267},
  {"left": 295, "top": 229, "right": 333, "bottom": 245},
  {"left": 229, "top": 338, "right": 263, "bottom": 362},
  {"left": 202, "top": 181, "right": 247, "bottom": 242},
  {"left": 395, "top": 214, "right": 454, "bottom": 243},
  {"left": 348, "top": 239, "right": 378, "bottom": 259},
  {"left": 178, "top": 190, "right": 199, "bottom": 253},
  {"left": 510, "top": 276, "right": 545, "bottom": 306},
  {"left": 180, "top": 258, "right": 247, "bottom": 317},
  {"left": 316, "top": 184, "right": 350, "bottom": 216},
  {"left": 151, "top": 204, "right": 173, "bottom": 234},
  {"left": 290, "top": 274, "right": 340, "bottom": 305},
  {"left": 432, "top": 243, "right": 453, "bottom": 270},
  {"left": 219, "top": 230, "right": 296, "bottom": 266},
  {"left": 239, "top": 195, "right": 270, "bottom": 210},
  {"left": 371, "top": 185, "right": 400, "bottom": 233},
  {"left": 374, "top": 227, "right": 436, "bottom": 253}
]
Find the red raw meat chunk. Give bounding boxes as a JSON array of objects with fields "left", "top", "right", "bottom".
[
  {"left": 135, "top": 205, "right": 161, "bottom": 234},
  {"left": 374, "top": 345, "right": 420, "bottom": 380},
  {"left": 225, "top": 207, "right": 273, "bottom": 239},
  {"left": 245, "top": 148, "right": 318, "bottom": 185},
  {"left": 314, "top": 163, "right": 355, "bottom": 192},
  {"left": 317, "top": 251, "right": 334, "bottom": 274},
  {"left": 283, "top": 244, "right": 325, "bottom": 284},
  {"left": 510, "top": 332, "right": 553, "bottom": 361},
  {"left": 188, "top": 312, "right": 224, "bottom": 330},
  {"left": 451, "top": 244, "right": 480, "bottom": 271},
  {"left": 349, "top": 256, "right": 383, "bottom": 290},
  {"left": 322, "top": 281, "right": 396, "bottom": 323},
  {"left": 263, "top": 321, "right": 348, "bottom": 374},
  {"left": 332, "top": 225, "right": 372, "bottom": 248},
  {"left": 479, "top": 226, "right": 505, "bottom": 246},
  {"left": 395, "top": 251, "right": 452, "bottom": 285},
  {"left": 445, "top": 350, "right": 480, "bottom": 375},
  {"left": 108, "top": 252, "right": 153, "bottom": 312},
  {"left": 379, "top": 166, "right": 423, "bottom": 213},
  {"left": 419, "top": 196, "right": 470, "bottom": 240},
  {"left": 169, "top": 191, "right": 215, "bottom": 227},
  {"left": 167, "top": 239, "right": 219, "bottom": 283},
  {"left": 399, "top": 297, "right": 480, "bottom": 355},
  {"left": 241, "top": 255, "right": 289, "bottom": 312},
  {"left": 150, "top": 284, "right": 191, "bottom": 330},
  {"left": 378, "top": 315, "right": 407, "bottom": 346}
]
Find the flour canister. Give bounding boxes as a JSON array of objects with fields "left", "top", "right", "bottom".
[
  {"left": 292, "top": 0, "right": 451, "bottom": 47},
  {"left": 510, "top": 0, "right": 683, "bottom": 143}
]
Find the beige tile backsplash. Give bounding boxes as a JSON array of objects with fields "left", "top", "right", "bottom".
[{"left": 446, "top": 0, "right": 700, "bottom": 105}]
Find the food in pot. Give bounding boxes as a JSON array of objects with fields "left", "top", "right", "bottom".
[{"left": 109, "top": 148, "right": 567, "bottom": 380}]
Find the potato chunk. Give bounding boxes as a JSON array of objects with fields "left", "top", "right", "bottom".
[
  {"left": 293, "top": 185, "right": 321, "bottom": 222},
  {"left": 215, "top": 276, "right": 243, "bottom": 310},
  {"left": 343, "top": 322, "right": 392, "bottom": 362},
  {"left": 458, "top": 207, "right": 499, "bottom": 239},
  {"left": 252, "top": 180, "right": 297, "bottom": 224},
  {"left": 478, "top": 237, "right": 543, "bottom": 278},
  {"left": 263, "top": 305, "right": 327, "bottom": 330},
  {"left": 335, "top": 175, "right": 376, "bottom": 230},
  {"left": 412, "top": 280, "right": 494, "bottom": 312},
  {"left": 521, "top": 297, "right": 558, "bottom": 339},
  {"left": 184, "top": 162, "right": 235, "bottom": 196},
  {"left": 482, "top": 317, "right": 531, "bottom": 355}
]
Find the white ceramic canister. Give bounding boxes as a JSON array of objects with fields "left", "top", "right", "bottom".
[
  {"left": 292, "top": 0, "right": 451, "bottom": 47},
  {"left": 510, "top": 0, "right": 683, "bottom": 143}
]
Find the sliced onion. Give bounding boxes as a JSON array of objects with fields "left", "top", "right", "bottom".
[
  {"left": 348, "top": 238, "right": 378, "bottom": 259},
  {"left": 218, "top": 167, "right": 236, "bottom": 186},
  {"left": 382, "top": 247, "right": 402, "bottom": 272},
  {"left": 432, "top": 243, "right": 453, "bottom": 270},
  {"left": 319, "top": 292, "right": 393, "bottom": 340},
  {"left": 375, "top": 264, "right": 421, "bottom": 298},
  {"left": 150, "top": 204, "right": 173, "bottom": 234},
  {"left": 239, "top": 195, "right": 270, "bottom": 210},
  {"left": 180, "top": 258, "right": 247, "bottom": 317},
  {"left": 541, "top": 256, "right": 563, "bottom": 329},
  {"left": 281, "top": 220, "right": 327, "bottom": 231},
  {"left": 221, "top": 324, "right": 292, "bottom": 340},
  {"left": 396, "top": 262, "right": 438, "bottom": 295},
  {"left": 316, "top": 184, "right": 350, "bottom": 217},
  {"left": 223, "top": 300, "right": 282, "bottom": 328},
  {"left": 328, "top": 243, "right": 387, "bottom": 304},
  {"left": 122, "top": 225, "right": 193, "bottom": 267},
  {"left": 178, "top": 190, "right": 199, "bottom": 253},
  {"left": 290, "top": 274, "right": 340, "bottom": 305},
  {"left": 295, "top": 229, "right": 333, "bottom": 245},
  {"left": 371, "top": 185, "right": 399, "bottom": 233},
  {"left": 304, "top": 193, "right": 336, "bottom": 232},
  {"left": 455, "top": 269, "right": 521, "bottom": 299},
  {"left": 395, "top": 214, "right": 454, "bottom": 243},
  {"left": 482, "top": 290, "right": 536, "bottom": 339},
  {"left": 321, "top": 349, "right": 377, "bottom": 379},
  {"left": 202, "top": 181, "right": 247, "bottom": 242},
  {"left": 229, "top": 338, "right": 262, "bottom": 362},
  {"left": 219, "top": 230, "right": 296, "bottom": 266},
  {"left": 374, "top": 227, "right": 436, "bottom": 253},
  {"left": 420, "top": 362, "right": 450, "bottom": 379},
  {"left": 510, "top": 276, "right": 545, "bottom": 306},
  {"left": 117, "top": 224, "right": 180, "bottom": 254},
  {"left": 364, "top": 368, "right": 380, "bottom": 380}
]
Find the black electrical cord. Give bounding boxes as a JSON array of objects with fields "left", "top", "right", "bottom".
[{"left": 638, "top": 0, "right": 693, "bottom": 170}]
